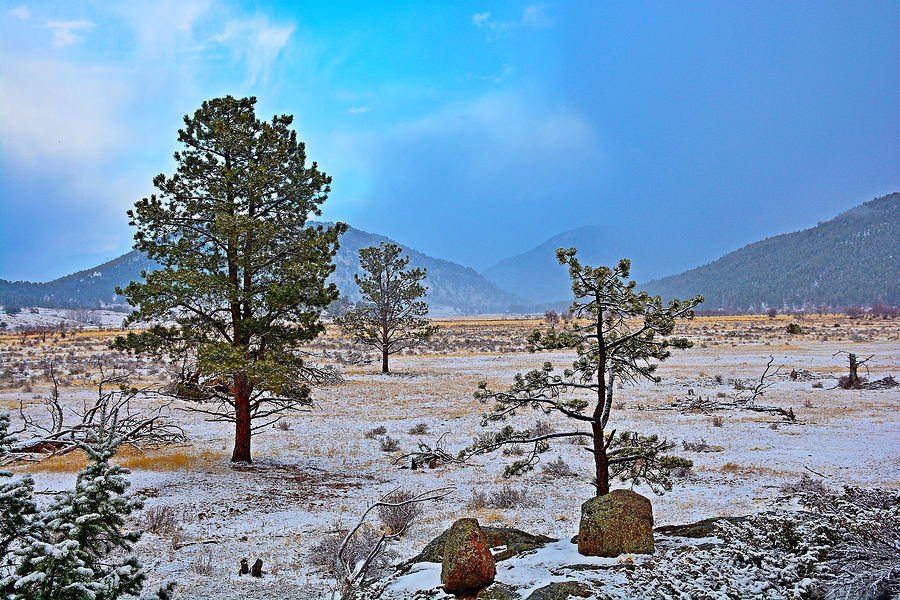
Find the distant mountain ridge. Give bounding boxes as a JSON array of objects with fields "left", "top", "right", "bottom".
[
  {"left": 481, "top": 223, "right": 694, "bottom": 305},
  {"left": 0, "top": 224, "right": 524, "bottom": 315},
  {"left": 483, "top": 193, "right": 900, "bottom": 310},
  {"left": 4, "top": 195, "right": 898, "bottom": 315},
  {"left": 643, "top": 193, "right": 900, "bottom": 310}
]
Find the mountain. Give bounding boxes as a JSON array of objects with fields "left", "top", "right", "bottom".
[
  {"left": 0, "top": 225, "right": 524, "bottom": 315},
  {"left": 643, "top": 193, "right": 900, "bottom": 310},
  {"left": 325, "top": 225, "right": 523, "bottom": 314},
  {"left": 0, "top": 251, "right": 154, "bottom": 312},
  {"left": 481, "top": 225, "right": 692, "bottom": 305}
]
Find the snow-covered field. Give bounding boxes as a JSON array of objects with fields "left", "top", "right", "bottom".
[{"left": 2, "top": 315, "right": 898, "bottom": 598}]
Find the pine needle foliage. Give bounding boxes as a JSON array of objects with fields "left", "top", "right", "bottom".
[
  {"left": 470, "top": 250, "right": 702, "bottom": 496},
  {"left": 112, "top": 96, "right": 346, "bottom": 462},
  {"left": 0, "top": 411, "right": 174, "bottom": 600},
  {"left": 335, "top": 242, "right": 436, "bottom": 373}
]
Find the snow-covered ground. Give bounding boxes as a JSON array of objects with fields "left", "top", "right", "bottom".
[
  {"left": 0, "top": 306, "right": 128, "bottom": 330},
  {"left": 2, "top": 316, "right": 898, "bottom": 598}
]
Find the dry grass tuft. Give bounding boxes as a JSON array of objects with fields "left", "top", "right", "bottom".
[
  {"left": 117, "top": 447, "right": 224, "bottom": 471},
  {"left": 20, "top": 446, "right": 224, "bottom": 473}
]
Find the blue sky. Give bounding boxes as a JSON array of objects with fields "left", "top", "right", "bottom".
[{"left": 1, "top": 1, "right": 898, "bottom": 282}]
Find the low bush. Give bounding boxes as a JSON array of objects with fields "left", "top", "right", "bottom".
[{"left": 377, "top": 489, "right": 421, "bottom": 535}]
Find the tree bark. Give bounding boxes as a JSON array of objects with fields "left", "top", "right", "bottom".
[
  {"left": 232, "top": 375, "right": 252, "bottom": 463},
  {"left": 592, "top": 422, "right": 610, "bottom": 496},
  {"left": 848, "top": 353, "right": 861, "bottom": 389},
  {"left": 593, "top": 302, "right": 610, "bottom": 497},
  {"left": 382, "top": 349, "right": 389, "bottom": 374}
]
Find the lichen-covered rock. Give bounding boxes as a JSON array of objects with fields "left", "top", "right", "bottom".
[
  {"left": 578, "top": 489, "right": 654, "bottom": 557},
  {"left": 441, "top": 518, "right": 496, "bottom": 594},
  {"left": 478, "top": 581, "right": 521, "bottom": 599},
  {"left": 523, "top": 581, "right": 593, "bottom": 600},
  {"left": 399, "top": 526, "right": 556, "bottom": 571},
  {"left": 654, "top": 515, "right": 748, "bottom": 538}
]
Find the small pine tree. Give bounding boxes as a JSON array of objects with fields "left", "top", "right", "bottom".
[
  {"left": 0, "top": 413, "right": 38, "bottom": 577},
  {"left": 336, "top": 242, "right": 436, "bottom": 373},
  {"left": 0, "top": 411, "right": 173, "bottom": 600},
  {"left": 470, "top": 250, "right": 701, "bottom": 496}
]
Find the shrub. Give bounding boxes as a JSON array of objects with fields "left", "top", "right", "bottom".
[
  {"left": 365, "top": 425, "right": 387, "bottom": 439},
  {"left": 488, "top": 485, "right": 531, "bottom": 509},
  {"left": 309, "top": 525, "right": 397, "bottom": 579},
  {"left": 407, "top": 422, "right": 429, "bottom": 436},
  {"left": 502, "top": 443, "right": 525, "bottom": 456},
  {"left": 540, "top": 456, "right": 577, "bottom": 478},
  {"left": 143, "top": 505, "right": 181, "bottom": 535},
  {"left": 379, "top": 436, "right": 400, "bottom": 452},
  {"left": 465, "top": 491, "right": 489, "bottom": 510},
  {"left": 786, "top": 323, "right": 803, "bottom": 335},
  {"left": 472, "top": 430, "right": 495, "bottom": 449},
  {"left": 191, "top": 547, "right": 215, "bottom": 576},
  {"left": 377, "top": 489, "right": 421, "bottom": 535},
  {"left": 530, "top": 419, "right": 555, "bottom": 437},
  {"left": 711, "top": 415, "right": 725, "bottom": 427}
]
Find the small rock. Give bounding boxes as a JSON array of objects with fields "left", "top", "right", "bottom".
[
  {"left": 250, "top": 558, "right": 263, "bottom": 577},
  {"left": 478, "top": 582, "right": 520, "bottom": 599},
  {"left": 578, "top": 489, "right": 654, "bottom": 557},
  {"left": 238, "top": 557, "right": 249, "bottom": 576},
  {"left": 441, "top": 518, "right": 496, "bottom": 595},
  {"left": 524, "top": 581, "right": 593, "bottom": 600}
]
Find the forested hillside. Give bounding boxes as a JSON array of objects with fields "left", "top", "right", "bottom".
[
  {"left": 0, "top": 225, "right": 523, "bottom": 315},
  {"left": 643, "top": 193, "right": 900, "bottom": 310}
]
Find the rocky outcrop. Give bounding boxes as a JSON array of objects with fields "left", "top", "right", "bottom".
[
  {"left": 523, "top": 581, "right": 594, "bottom": 600},
  {"left": 477, "top": 582, "right": 521, "bottom": 599},
  {"left": 441, "top": 518, "right": 496, "bottom": 595},
  {"left": 578, "top": 489, "right": 654, "bottom": 557},
  {"left": 399, "top": 525, "right": 556, "bottom": 571},
  {"left": 655, "top": 515, "right": 748, "bottom": 539}
]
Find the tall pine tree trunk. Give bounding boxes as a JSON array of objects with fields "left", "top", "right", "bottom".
[
  {"left": 592, "top": 422, "right": 610, "bottom": 496},
  {"left": 232, "top": 375, "right": 252, "bottom": 463},
  {"left": 382, "top": 349, "right": 389, "bottom": 374}
]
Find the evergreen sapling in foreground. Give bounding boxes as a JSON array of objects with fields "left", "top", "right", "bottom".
[{"left": 0, "top": 410, "right": 173, "bottom": 600}]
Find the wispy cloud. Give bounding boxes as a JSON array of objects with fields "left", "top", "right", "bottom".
[
  {"left": 0, "top": 56, "right": 129, "bottom": 163},
  {"left": 213, "top": 16, "right": 294, "bottom": 86},
  {"left": 348, "top": 106, "right": 370, "bottom": 114},
  {"left": 521, "top": 5, "right": 551, "bottom": 28},
  {"left": 471, "top": 5, "right": 551, "bottom": 40},
  {"left": 472, "top": 12, "right": 491, "bottom": 27},
  {"left": 46, "top": 19, "right": 95, "bottom": 48},
  {"left": 8, "top": 5, "right": 30, "bottom": 20}
]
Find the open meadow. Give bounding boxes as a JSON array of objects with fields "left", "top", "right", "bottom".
[{"left": 2, "top": 314, "right": 898, "bottom": 598}]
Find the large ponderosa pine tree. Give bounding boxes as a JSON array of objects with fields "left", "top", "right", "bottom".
[
  {"left": 471, "top": 249, "right": 702, "bottom": 496},
  {"left": 114, "top": 96, "right": 345, "bottom": 463},
  {"left": 336, "top": 242, "right": 436, "bottom": 373}
]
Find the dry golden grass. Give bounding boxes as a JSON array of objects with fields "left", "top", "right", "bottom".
[
  {"left": 117, "top": 447, "right": 224, "bottom": 471},
  {"left": 18, "top": 446, "right": 224, "bottom": 474},
  {"left": 718, "top": 461, "right": 784, "bottom": 477},
  {"left": 21, "top": 451, "right": 89, "bottom": 473}
]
